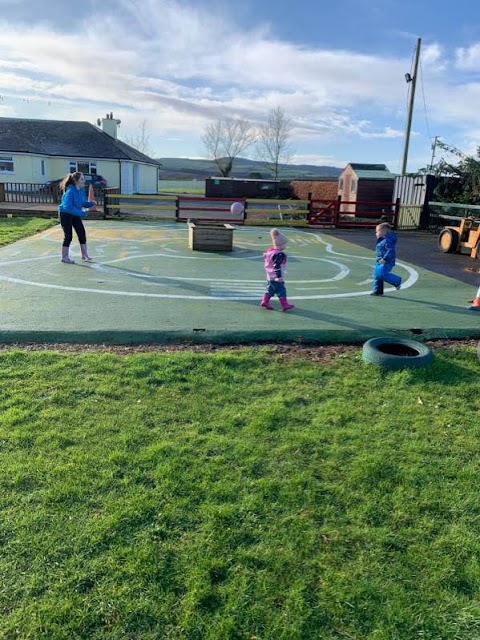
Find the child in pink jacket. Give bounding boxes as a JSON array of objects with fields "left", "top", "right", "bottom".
[{"left": 260, "top": 228, "right": 295, "bottom": 311}]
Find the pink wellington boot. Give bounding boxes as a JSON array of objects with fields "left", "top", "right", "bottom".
[
  {"left": 279, "top": 297, "right": 295, "bottom": 312},
  {"left": 61, "top": 246, "right": 75, "bottom": 264},
  {"left": 260, "top": 293, "right": 274, "bottom": 310},
  {"left": 80, "top": 243, "right": 92, "bottom": 261}
]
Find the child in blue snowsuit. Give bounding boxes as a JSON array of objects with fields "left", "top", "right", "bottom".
[{"left": 371, "top": 222, "right": 401, "bottom": 295}]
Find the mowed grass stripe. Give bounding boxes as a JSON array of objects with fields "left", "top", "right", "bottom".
[{"left": 0, "top": 347, "right": 479, "bottom": 639}]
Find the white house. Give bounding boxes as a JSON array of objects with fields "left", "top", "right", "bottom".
[{"left": 0, "top": 113, "right": 160, "bottom": 194}]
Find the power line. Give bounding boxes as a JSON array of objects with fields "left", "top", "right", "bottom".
[{"left": 419, "top": 56, "right": 432, "bottom": 142}]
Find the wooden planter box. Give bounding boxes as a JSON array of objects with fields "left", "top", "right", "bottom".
[{"left": 188, "top": 222, "right": 235, "bottom": 251}]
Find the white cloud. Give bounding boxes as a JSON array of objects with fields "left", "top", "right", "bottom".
[
  {"left": 455, "top": 43, "right": 480, "bottom": 70},
  {"left": 0, "top": 1, "right": 479, "bottom": 171},
  {"left": 422, "top": 43, "right": 444, "bottom": 67}
]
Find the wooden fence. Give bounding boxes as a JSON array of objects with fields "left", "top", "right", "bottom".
[{"left": 0, "top": 182, "right": 105, "bottom": 205}]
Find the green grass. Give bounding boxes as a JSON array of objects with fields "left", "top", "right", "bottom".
[
  {"left": 0, "top": 217, "right": 57, "bottom": 246},
  {"left": 159, "top": 187, "right": 205, "bottom": 194},
  {"left": 1, "top": 346, "right": 480, "bottom": 639}
]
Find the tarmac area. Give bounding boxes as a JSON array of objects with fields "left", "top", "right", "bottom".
[{"left": 0, "top": 221, "right": 478, "bottom": 345}]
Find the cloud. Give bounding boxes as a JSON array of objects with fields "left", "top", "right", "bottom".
[
  {"left": 0, "top": 4, "right": 407, "bottom": 123},
  {"left": 0, "top": 0, "right": 479, "bottom": 170},
  {"left": 421, "top": 43, "right": 444, "bottom": 66},
  {"left": 455, "top": 43, "right": 480, "bottom": 70}
]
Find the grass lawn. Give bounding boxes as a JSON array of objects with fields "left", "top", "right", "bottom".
[
  {"left": 0, "top": 217, "right": 57, "bottom": 247},
  {"left": 1, "top": 346, "right": 480, "bottom": 639}
]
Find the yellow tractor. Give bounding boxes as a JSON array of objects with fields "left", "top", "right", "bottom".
[{"left": 438, "top": 217, "right": 480, "bottom": 259}]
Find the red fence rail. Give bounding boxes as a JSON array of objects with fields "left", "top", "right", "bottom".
[
  {"left": 308, "top": 196, "right": 400, "bottom": 228},
  {"left": 175, "top": 196, "right": 246, "bottom": 224}
]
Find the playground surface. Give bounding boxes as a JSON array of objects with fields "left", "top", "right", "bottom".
[{"left": 0, "top": 221, "right": 478, "bottom": 345}]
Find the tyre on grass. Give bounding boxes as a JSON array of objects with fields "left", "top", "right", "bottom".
[{"left": 362, "top": 337, "right": 433, "bottom": 371}]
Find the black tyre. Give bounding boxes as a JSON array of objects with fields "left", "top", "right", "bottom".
[
  {"left": 438, "top": 228, "right": 459, "bottom": 253},
  {"left": 362, "top": 337, "right": 434, "bottom": 371}
]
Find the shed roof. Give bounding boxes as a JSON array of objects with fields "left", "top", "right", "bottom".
[
  {"left": 0, "top": 117, "right": 160, "bottom": 165},
  {"left": 347, "top": 163, "right": 394, "bottom": 180}
]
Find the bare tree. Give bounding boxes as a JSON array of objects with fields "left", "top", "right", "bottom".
[
  {"left": 122, "top": 120, "right": 156, "bottom": 158},
  {"left": 255, "top": 107, "right": 293, "bottom": 179},
  {"left": 202, "top": 118, "right": 257, "bottom": 177}
]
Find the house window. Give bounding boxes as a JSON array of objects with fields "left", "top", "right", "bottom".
[
  {"left": 41, "top": 160, "right": 46, "bottom": 176},
  {"left": 0, "top": 156, "right": 14, "bottom": 173},
  {"left": 339, "top": 178, "right": 344, "bottom": 190},
  {"left": 68, "top": 161, "right": 97, "bottom": 174},
  {"left": 351, "top": 179, "right": 357, "bottom": 192},
  {"left": 77, "top": 162, "right": 90, "bottom": 174}
]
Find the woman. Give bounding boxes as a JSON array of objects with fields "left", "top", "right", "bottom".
[{"left": 58, "top": 172, "right": 96, "bottom": 263}]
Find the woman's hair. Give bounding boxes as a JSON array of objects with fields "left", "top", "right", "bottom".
[{"left": 59, "top": 171, "right": 83, "bottom": 193}]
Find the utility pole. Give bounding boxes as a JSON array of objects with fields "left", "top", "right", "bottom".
[
  {"left": 400, "top": 37, "right": 421, "bottom": 176},
  {"left": 429, "top": 135, "right": 439, "bottom": 173}
]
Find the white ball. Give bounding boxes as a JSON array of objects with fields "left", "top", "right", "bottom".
[{"left": 230, "top": 201, "right": 244, "bottom": 216}]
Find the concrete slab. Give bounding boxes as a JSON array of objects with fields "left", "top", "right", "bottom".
[{"left": 0, "top": 221, "right": 478, "bottom": 344}]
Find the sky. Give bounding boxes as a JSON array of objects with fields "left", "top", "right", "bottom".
[{"left": 0, "top": 0, "right": 479, "bottom": 173}]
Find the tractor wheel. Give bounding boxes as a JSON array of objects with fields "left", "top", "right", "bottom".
[
  {"left": 438, "top": 228, "right": 459, "bottom": 253},
  {"left": 362, "top": 337, "right": 433, "bottom": 371}
]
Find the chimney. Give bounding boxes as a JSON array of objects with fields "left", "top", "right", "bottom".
[{"left": 99, "top": 112, "right": 121, "bottom": 139}]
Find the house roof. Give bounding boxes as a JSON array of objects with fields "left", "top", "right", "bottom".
[
  {"left": 347, "top": 163, "right": 394, "bottom": 180},
  {"left": 0, "top": 117, "right": 160, "bottom": 165}
]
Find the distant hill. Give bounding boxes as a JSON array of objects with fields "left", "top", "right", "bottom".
[{"left": 157, "top": 157, "right": 342, "bottom": 180}]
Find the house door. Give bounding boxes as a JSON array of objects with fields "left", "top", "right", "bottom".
[
  {"left": 121, "top": 162, "right": 132, "bottom": 194},
  {"left": 133, "top": 165, "right": 139, "bottom": 193}
]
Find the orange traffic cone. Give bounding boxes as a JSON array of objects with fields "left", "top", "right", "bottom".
[
  {"left": 469, "top": 285, "right": 480, "bottom": 310},
  {"left": 88, "top": 184, "right": 96, "bottom": 211}
]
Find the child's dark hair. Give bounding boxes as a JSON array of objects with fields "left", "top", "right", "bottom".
[{"left": 59, "top": 172, "right": 83, "bottom": 193}]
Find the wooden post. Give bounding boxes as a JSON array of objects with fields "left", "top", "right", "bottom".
[
  {"left": 307, "top": 192, "right": 313, "bottom": 224},
  {"left": 393, "top": 197, "right": 400, "bottom": 229},
  {"left": 334, "top": 195, "right": 341, "bottom": 226},
  {"left": 0, "top": 183, "right": 5, "bottom": 202}
]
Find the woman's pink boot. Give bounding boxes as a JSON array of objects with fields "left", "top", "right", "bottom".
[
  {"left": 80, "top": 243, "right": 92, "bottom": 261},
  {"left": 61, "top": 247, "right": 75, "bottom": 264}
]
